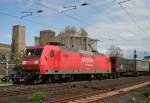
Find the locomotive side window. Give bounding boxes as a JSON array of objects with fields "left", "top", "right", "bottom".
[{"left": 50, "top": 50, "right": 54, "bottom": 57}]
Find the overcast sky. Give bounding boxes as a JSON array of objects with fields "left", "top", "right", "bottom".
[{"left": 0, "top": 0, "right": 150, "bottom": 58}]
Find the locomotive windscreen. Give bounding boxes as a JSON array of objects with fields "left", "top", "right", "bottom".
[{"left": 25, "top": 48, "right": 43, "bottom": 57}]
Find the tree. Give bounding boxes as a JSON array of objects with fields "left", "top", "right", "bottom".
[
  {"left": 62, "top": 26, "right": 78, "bottom": 36},
  {"left": 107, "top": 45, "right": 123, "bottom": 57},
  {"left": 79, "top": 27, "right": 88, "bottom": 37}
]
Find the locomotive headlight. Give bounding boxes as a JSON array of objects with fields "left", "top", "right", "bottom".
[
  {"left": 22, "top": 61, "right": 27, "bottom": 64},
  {"left": 34, "top": 60, "right": 39, "bottom": 64}
]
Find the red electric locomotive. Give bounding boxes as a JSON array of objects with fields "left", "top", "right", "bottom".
[{"left": 21, "top": 45, "right": 111, "bottom": 83}]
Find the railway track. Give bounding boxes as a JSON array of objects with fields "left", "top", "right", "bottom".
[
  {"left": 66, "top": 81, "right": 150, "bottom": 103},
  {"left": 0, "top": 80, "right": 91, "bottom": 91},
  {"left": 0, "top": 76, "right": 150, "bottom": 103},
  {"left": 0, "top": 82, "right": 84, "bottom": 97},
  {"left": 51, "top": 76, "right": 150, "bottom": 103},
  {"left": 0, "top": 80, "right": 103, "bottom": 97}
]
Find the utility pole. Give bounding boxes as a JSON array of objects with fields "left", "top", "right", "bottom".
[
  {"left": 5, "top": 53, "right": 10, "bottom": 75},
  {"left": 144, "top": 51, "right": 146, "bottom": 58},
  {"left": 134, "top": 50, "right": 137, "bottom": 72},
  {"left": 109, "top": 39, "right": 114, "bottom": 46}
]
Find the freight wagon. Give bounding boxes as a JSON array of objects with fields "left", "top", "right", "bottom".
[
  {"left": 110, "top": 57, "right": 127, "bottom": 73},
  {"left": 111, "top": 57, "right": 150, "bottom": 76},
  {"left": 136, "top": 60, "right": 150, "bottom": 75},
  {"left": 126, "top": 60, "right": 150, "bottom": 76}
]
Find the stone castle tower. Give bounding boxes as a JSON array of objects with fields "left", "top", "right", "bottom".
[{"left": 11, "top": 25, "right": 25, "bottom": 60}]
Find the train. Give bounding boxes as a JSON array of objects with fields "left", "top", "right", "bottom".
[
  {"left": 20, "top": 44, "right": 150, "bottom": 84},
  {"left": 110, "top": 57, "right": 150, "bottom": 77}
]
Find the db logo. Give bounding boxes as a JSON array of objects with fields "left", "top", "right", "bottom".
[{"left": 81, "top": 57, "right": 94, "bottom": 63}]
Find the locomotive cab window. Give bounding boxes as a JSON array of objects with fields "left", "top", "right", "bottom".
[
  {"left": 26, "top": 49, "right": 35, "bottom": 57},
  {"left": 25, "top": 48, "right": 43, "bottom": 57},
  {"left": 35, "top": 48, "right": 43, "bottom": 56},
  {"left": 50, "top": 50, "right": 54, "bottom": 57}
]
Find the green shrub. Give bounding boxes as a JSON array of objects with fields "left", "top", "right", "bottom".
[{"left": 22, "top": 91, "right": 45, "bottom": 102}]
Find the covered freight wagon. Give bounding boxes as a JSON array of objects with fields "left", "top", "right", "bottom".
[
  {"left": 110, "top": 57, "right": 128, "bottom": 73},
  {"left": 110, "top": 57, "right": 134, "bottom": 76},
  {"left": 110, "top": 57, "right": 150, "bottom": 76},
  {"left": 136, "top": 60, "right": 150, "bottom": 75},
  {"left": 126, "top": 59, "right": 150, "bottom": 76}
]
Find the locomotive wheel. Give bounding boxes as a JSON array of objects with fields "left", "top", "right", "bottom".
[
  {"left": 34, "top": 75, "right": 43, "bottom": 84},
  {"left": 67, "top": 75, "right": 74, "bottom": 82},
  {"left": 46, "top": 76, "right": 53, "bottom": 83}
]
